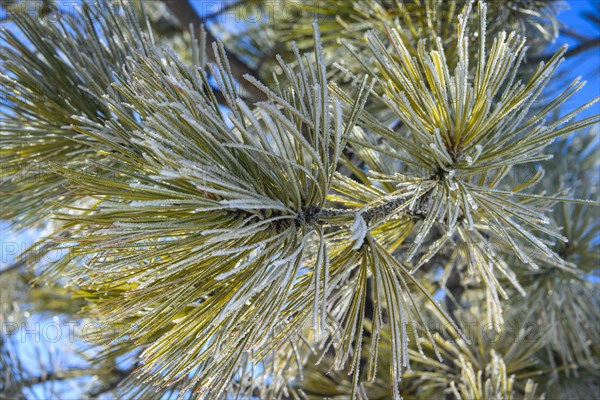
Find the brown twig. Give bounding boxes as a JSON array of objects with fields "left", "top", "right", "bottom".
[
  {"left": 559, "top": 28, "right": 590, "bottom": 42},
  {"left": 162, "top": 0, "right": 263, "bottom": 101},
  {"left": 528, "top": 37, "right": 600, "bottom": 64},
  {"left": 0, "top": 259, "right": 26, "bottom": 276}
]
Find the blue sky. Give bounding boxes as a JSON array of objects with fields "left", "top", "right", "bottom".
[{"left": 550, "top": 1, "right": 600, "bottom": 118}]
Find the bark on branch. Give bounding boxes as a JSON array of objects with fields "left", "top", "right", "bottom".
[
  {"left": 528, "top": 37, "right": 600, "bottom": 64},
  {"left": 162, "top": 0, "right": 263, "bottom": 101}
]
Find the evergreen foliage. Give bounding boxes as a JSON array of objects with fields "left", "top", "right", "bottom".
[{"left": 1, "top": 0, "right": 598, "bottom": 398}]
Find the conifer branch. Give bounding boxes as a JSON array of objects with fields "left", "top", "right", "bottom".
[{"left": 2, "top": 0, "right": 599, "bottom": 398}]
